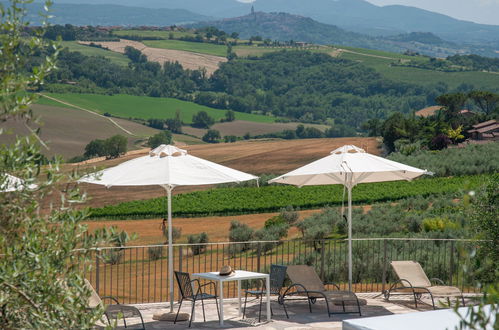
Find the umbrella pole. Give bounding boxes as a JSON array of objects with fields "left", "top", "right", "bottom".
[
  {"left": 347, "top": 185, "right": 353, "bottom": 292},
  {"left": 167, "top": 186, "right": 174, "bottom": 313}
]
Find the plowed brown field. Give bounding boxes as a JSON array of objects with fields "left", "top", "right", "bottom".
[
  {"left": 75, "top": 137, "right": 379, "bottom": 209},
  {"left": 80, "top": 39, "right": 226, "bottom": 75}
]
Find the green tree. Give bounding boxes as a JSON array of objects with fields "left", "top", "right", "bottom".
[
  {"left": 224, "top": 109, "right": 236, "bottom": 122},
  {"left": 84, "top": 139, "right": 106, "bottom": 158},
  {"left": 229, "top": 221, "right": 254, "bottom": 247},
  {"left": 470, "top": 174, "right": 499, "bottom": 285},
  {"left": 192, "top": 110, "right": 215, "bottom": 128},
  {"left": 165, "top": 110, "right": 183, "bottom": 133},
  {"left": 147, "top": 130, "right": 172, "bottom": 148},
  {"left": 202, "top": 129, "right": 221, "bottom": 143},
  {"left": 147, "top": 118, "right": 164, "bottom": 130},
  {"left": 104, "top": 134, "right": 127, "bottom": 158},
  {"left": 381, "top": 113, "right": 411, "bottom": 152},
  {"left": 187, "top": 232, "right": 209, "bottom": 255},
  {"left": 124, "top": 45, "right": 146, "bottom": 63},
  {"left": 468, "top": 90, "right": 499, "bottom": 115},
  {"left": 435, "top": 92, "right": 468, "bottom": 123},
  {"left": 0, "top": 1, "right": 117, "bottom": 327}
]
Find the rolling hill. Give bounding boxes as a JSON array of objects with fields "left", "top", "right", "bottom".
[
  {"left": 39, "top": 93, "right": 276, "bottom": 124},
  {"left": 55, "top": 0, "right": 499, "bottom": 47},
  {"left": 0, "top": 104, "right": 159, "bottom": 159},
  {"left": 191, "top": 12, "right": 499, "bottom": 58},
  {"left": 21, "top": 2, "right": 212, "bottom": 26}
]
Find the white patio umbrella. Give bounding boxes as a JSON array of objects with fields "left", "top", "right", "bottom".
[
  {"left": 269, "top": 145, "right": 429, "bottom": 290},
  {"left": 0, "top": 173, "right": 37, "bottom": 192},
  {"left": 79, "top": 144, "right": 258, "bottom": 312}
]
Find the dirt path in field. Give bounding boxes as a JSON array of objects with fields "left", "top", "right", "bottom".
[
  {"left": 79, "top": 39, "right": 227, "bottom": 75},
  {"left": 38, "top": 93, "right": 135, "bottom": 136},
  {"left": 337, "top": 47, "right": 409, "bottom": 62}
]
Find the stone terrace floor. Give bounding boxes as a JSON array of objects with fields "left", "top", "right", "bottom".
[{"left": 107, "top": 293, "right": 479, "bottom": 329}]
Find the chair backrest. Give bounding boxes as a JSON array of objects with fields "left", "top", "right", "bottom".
[
  {"left": 84, "top": 279, "right": 103, "bottom": 309},
  {"left": 390, "top": 261, "right": 431, "bottom": 287},
  {"left": 269, "top": 264, "right": 287, "bottom": 295},
  {"left": 175, "top": 271, "right": 194, "bottom": 299},
  {"left": 286, "top": 265, "right": 325, "bottom": 292}
]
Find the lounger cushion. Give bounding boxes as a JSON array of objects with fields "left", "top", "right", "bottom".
[{"left": 427, "top": 286, "right": 463, "bottom": 297}]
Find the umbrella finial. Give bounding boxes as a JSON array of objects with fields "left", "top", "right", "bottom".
[
  {"left": 149, "top": 145, "right": 187, "bottom": 158},
  {"left": 331, "top": 145, "right": 365, "bottom": 155}
]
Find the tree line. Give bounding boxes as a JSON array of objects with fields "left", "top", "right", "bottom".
[
  {"left": 42, "top": 48, "right": 453, "bottom": 134},
  {"left": 363, "top": 91, "right": 499, "bottom": 153}
]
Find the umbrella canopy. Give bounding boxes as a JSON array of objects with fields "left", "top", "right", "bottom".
[
  {"left": 79, "top": 144, "right": 257, "bottom": 188},
  {"left": 0, "top": 174, "right": 37, "bottom": 192},
  {"left": 269, "top": 145, "right": 429, "bottom": 290},
  {"left": 79, "top": 144, "right": 258, "bottom": 312}
]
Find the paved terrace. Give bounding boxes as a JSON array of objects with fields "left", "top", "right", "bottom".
[{"left": 104, "top": 293, "right": 479, "bottom": 329}]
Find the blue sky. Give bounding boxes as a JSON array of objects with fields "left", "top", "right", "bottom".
[{"left": 365, "top": 0, "right": 499, "bottom": 25}]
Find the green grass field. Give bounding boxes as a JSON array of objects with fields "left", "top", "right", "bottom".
[
  {"left": 142, "top": 39, "right": 228, "bottom": 57},
  {"left": 38, "top": 93, "right": 277, "bottom": 124},
  {"left": 338, "top": 49, "right": 499, "bottom": 90},
  {"left": 60, "top": 41, "right": 130, "bottom": 66}
]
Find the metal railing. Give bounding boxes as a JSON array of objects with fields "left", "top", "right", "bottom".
[{"left": 83, "top": 238, "right": 481, "bottom": 304}]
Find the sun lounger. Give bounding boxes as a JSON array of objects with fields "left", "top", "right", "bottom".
[
  {"left": 281, "top": 265, "right": 363, "bottom": 318},
  {"left": 385, "top": 260, "right": 465, "bottom": 309},
  {"left": 85, "top": 279, "right": 145, "bottom": 329}
]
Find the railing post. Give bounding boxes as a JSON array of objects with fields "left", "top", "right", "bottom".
[
  {"left": 449, "top": 241, "right": 455, "bottom": 286},
  {"left": 320, "top": 240, "right": 326, "bottom": 282},
  {"left": 257, "top": 242, "right": 262, "bottom": 273},
  {"left": 95, "top": 249, "right": 100, "bottom": 294},
  {"left": 178, "top": 246, "right": 183, "bottom": 273},
  {"left": 381, "top": 239, "right": 388, "bottom": 293}
]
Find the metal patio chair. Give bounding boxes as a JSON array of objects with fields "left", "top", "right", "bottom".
[
  {"left": 385, "top": 260, "right": 465, "bottom": 309},
  {"left": 174, "top": 271, "right": 220, "bottom": 327},
  {"left": 281, "top": 265, "right": 363, "bottom": 318},
  {"left": 242, "top": 264, "right": 287, "bottom": 322}
]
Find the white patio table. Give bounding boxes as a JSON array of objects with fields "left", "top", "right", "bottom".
[{"left": 192, "top": 270, "right": 271, "bottom": 326}]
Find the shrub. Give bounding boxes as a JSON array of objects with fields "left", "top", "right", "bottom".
[
  {"left": 187, "top": 232, "right": 209, "bottom": 255},
  {"left": 224, "top": 110, "right": 235, "bottom": 122},
  {"left": 102, "top": 250, "right": 123, "bottom": 265},
  {"left": 147, "top": 118, "right": 164, "bottom": 129},
  {"left": 223, "top": 135, "right": 237, "bottom": 143},
  {"left": 422, "top": 217, "right": 459, "bottom": 232},
  {"left": 192, "top": 110, "right": 215, "bottom": 128},
  {"left": 202, "top": 129, "right": 221, "bottom": 143},
  {"left": 229, "top": 220, "right": 254, "bottom": 253},
  {"left": 161, "top": 223, "right": 181, "bottom": 244},
  {"left": 279, "top": 205, "right": 299, "bottom": 225},
  {"left": 148, "top": 245, "right": 164, "bottom": 260},
  {"left": 264, "top": 215, "right": 286, "bottom": 228},
  {"left": 147, "top": 130, "right": 172, "bottom": 148}
]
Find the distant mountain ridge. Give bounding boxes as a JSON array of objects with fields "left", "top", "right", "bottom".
[
  {"left": 191, "top": 12, "right": 499, "bottom": 58},
  {"left": 23, "top": 2, "right": 211, "bottom": 26},
  {"left": 56, "top": 0, "right": 499, "bottom": 46}
]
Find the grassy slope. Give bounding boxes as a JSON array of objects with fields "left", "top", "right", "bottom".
[
  {"left": 110, "top": 29, "right": 499, "bottom": 91},
  {"left": 338, "top": 49, "right": 499, "bottom": 90},
  {"left": 40, "top": 93, "right": 276, "bottom": 124},
  {"left": 60, "top": 41, "right": 130, "bottom": 66}
]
